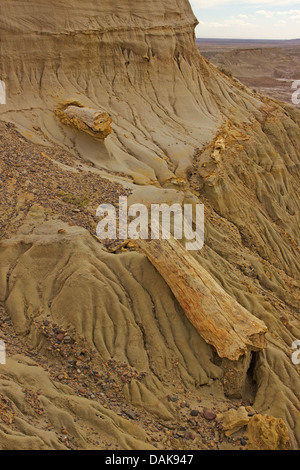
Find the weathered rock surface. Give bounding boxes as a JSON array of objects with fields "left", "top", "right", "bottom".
[
  {"left": 0, "top": 356, "right": 153, "bottom": 450},
  {"left": 55, "top": 102, "right": 113, "bottom": 139},
  {"left": 221, "top": 407, "right": 250, "bottom": 437},
  {"left": 246, "top": 414, "right": 291, "bottom": 450}
]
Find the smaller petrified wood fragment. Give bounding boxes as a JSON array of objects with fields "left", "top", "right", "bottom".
[{"left": 56, "top": 101, "right": 112, "bottom": 138}]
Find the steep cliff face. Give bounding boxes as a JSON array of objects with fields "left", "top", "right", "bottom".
[
  {"left": 0, "top": 0, "right": 260, "bottom": 184},
  {"left": 0, "top": 0, "right": 299, "bottom": 450}
]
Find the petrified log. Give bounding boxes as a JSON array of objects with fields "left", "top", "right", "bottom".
[
  {"left": 138, "top": 237, "right": 268, "bottom": 362},
  {"left": 56, "top": 102, "right": 112, "bottom": 138}
]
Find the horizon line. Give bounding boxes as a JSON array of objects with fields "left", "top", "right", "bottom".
[{"left": 196, "top": 37, "right": 300, "bottom": 41}]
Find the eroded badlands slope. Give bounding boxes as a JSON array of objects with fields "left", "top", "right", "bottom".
[{"left": 0, "top": 0, "right": 299, "bottom": 450}]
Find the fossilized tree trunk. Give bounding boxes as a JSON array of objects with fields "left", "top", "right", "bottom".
[
  {"left": 56, "top": 103, "right": 112, "bottom": 138},
  {"left": 138, "top": 236, "right": 268, "bottom": 396}
]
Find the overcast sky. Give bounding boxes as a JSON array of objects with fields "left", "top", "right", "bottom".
[{"left": 189, "top": 0, "right": 300, "bottom": 39}]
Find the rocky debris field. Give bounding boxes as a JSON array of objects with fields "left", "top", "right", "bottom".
[{"left": 0, "top": 121, "right": 131, "bottom": 242}]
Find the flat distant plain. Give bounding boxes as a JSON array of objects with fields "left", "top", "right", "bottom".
[{"left": 197, "top": 38, "right": 300, "bottom": 106}]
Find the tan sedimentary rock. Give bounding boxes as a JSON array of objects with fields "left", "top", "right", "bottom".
[
  {"left": 0, "top": 0, "right": 299, "bottom": 450},
  {"left": 221, "top": 407, "right": 250, "bottom": 437},
  {"left": 138, "top": 236, "right": 268, "bottom": 362},
  {"left": 246, "top": 414, "right": 291, "bottom": 450}
]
